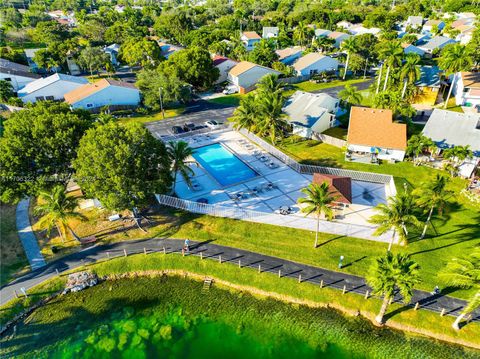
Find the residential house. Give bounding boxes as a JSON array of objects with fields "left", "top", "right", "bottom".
[
  {"left": 422, "top": 20, "right": 445, "bottom": 35},
  {"left": 240, "top": 31, "right": 261, "bottom": 51},
  {"left": 455, "top": 26, "right": 476, "bottom": 45},
  {"left": 404, "top": 16, "right": 424, "bottom": 30},
  {"left": 104, "top": 44, "right": 120, "bottom": 66},
  {"left": 228, "top": 61, "right": 281, "bottom": 94},
  {"left": 402, "top": 43, "right": 426, "bottom": 57},
  {"left": 413, "top": 66, "right": 441, "bottom": 106},
  {"left": 417, "top": 36, "right": 456, "bottom": 55},
  {"left": 275, "top": 46, "right": 303, "bottom": 65},
  {"left": 157, "top": 41, "right": 183, "bottom": 59},
  {"left": 312, "top": 173, "right": 352, "bottom": 204},
  {"left": 348, "top": 25, "right": 381, "bottom": 36},
  {"left": 262, "top": 27, "right": 279, "bottom": 39},
  {"left": 422, "top": 109, "right": 480, "bottom": 177},
  {"left": 212, "top": 55, "right": 238, "bottom": 84},
  {"left": 457, "top": 12, "right": 477, "bottom": 20},
  {"left": 0, "top": 58, "right": 41, "bottom": 90},
  {"left": 314, "top": 29, "right": 332, "bottom": 38},
  {"left": 336, "top": 21, "right": 353, "bottom": 30},
  {"left": 293, "top": 53, "right": 338, "bottom": 77},
  {"left": 64, "top": 78, "right": 140, "bottom": 110},
  {"left": 283, "top": 91, "right": 339, "bottom": 138},
  {"left": 66, "top": 50, "right": 81, "bottom": 76},
  {"left": 24, "top": 48, "right": 44, "bottom": 73},
  {"left": 452, "top": 72, "right": 480, "bottom": 109},
  {"left": 327, "top": 32, "right": 351, "bottom": 48},
  {"left": 17, "top": 73, "right": 89, "bottom": 103},
  {"left": 347, "top": 107, "right": 407, "bottom": 162}
]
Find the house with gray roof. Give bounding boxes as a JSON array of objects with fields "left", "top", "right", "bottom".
[
  {"left": 262, "top": 27, "right": 279, "bottom": 39},
  {"left": 283, "top": 91, "right": 339, "bottom": 138},
  {"left": 404, "top": 16, "right": 424, "bottom": 30},
  {"left": 417, "top": 36, "right": 456, "bottom": 55},
  {"left": 0, "top": 58, "right": 41, "bottom": 90}
]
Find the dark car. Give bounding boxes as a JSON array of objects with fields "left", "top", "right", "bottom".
[
  {"left": 184, "top": 122, "right": 196, "bottom": 131},
  {"left": 171, "top": 126, "right": 184, "bottom": 134},
  {"left": 193, "top": 125, "right": 207, "bottom": 130}
]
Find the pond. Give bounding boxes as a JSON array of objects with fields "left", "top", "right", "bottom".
[{"left": 2, "top": 276, "right": 478, "bottom": 358}]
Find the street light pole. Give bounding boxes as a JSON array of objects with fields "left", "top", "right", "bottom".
[{"left": 159, "top": 87, "right": 165, "bottom": 119}]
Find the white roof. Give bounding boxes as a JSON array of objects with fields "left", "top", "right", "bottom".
[
  {"left": 24, "top": 48, "right": 43, "bottom": 58},
  {"left": 293, "top": 53, "right": 336, "bottom": 71},
  {"left": 283, "top": 91, "right": 337, "bottom": 128},
  {"left": 17, "top": 73, "right": 89, "bottom": 95}
]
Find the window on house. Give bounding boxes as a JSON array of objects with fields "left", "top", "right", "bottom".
[
  {"left": 86, "top": 103, "right": 93, "bottom": 108},
  {"left": 35, "top": 96, "right": 45, "bottom": 101},
  {"left": 45, "top": 96, "right": 54, "bottom": 101}
]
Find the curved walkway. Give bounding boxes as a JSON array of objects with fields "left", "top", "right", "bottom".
[
  {"left": 1, "top": 238, "right": 479, "bottom": 323},
  {"left": 15, "top": 198, "right": 45, "bottom": 270}
]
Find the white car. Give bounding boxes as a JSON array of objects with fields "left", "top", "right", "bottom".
[
  {"left": 205, "top": 120, "right": 221, "bottom": 129},
  {"left": 222, "top": 85, "right": 238, "bottom": 95}
]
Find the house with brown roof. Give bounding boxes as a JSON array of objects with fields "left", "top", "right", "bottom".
[
  {"left": 212, "top": 55, "right": 238, "bottom": 84},
  {"left": 293, "top": 53, "right": 338, "bottom": 76},
  {"left": 227, "top": 61, "right": 281, "bottom": 94},
  {"left": 312, "top": 173, "right": 352, "bottom": 204},
  {"left": 327, "top": 31, "right": 351, "bottom": 48},
  {"left": 452, "top": 72, "right": 480, "bottom": 110},
  {"left": 64, "top": 78, "right": 140, "bottom": 110},
  {"left": 347, "top": 107, "right": 407, "bottom": 163},
  {"left": 240, "top": 31, "right": 261, "bottom": 51},
  {"left": 276, "top": 46, "right": 303, "bottom": 65}
]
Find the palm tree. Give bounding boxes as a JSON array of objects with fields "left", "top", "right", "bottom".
[
  {"left": 400, "top": 53, "right": 421, "bottom": 98},
  {"left": 313, "top": 37, "right": 335, "bottom": 53},
  {"left": 367, "top": 252, "right": 421, "bottom": 324},
  {"left": 340, "top": 37, "right": 358, "bottom": 80},
  {"left": 297, "top": 182, "right": 337, "bottom": 248},
  {"left": 379, "top": 40, "right": 404, "bottom": 91},
  {"left": 405, "top": 134, "right": 435, "bottom": 163},
  {"left": 166, "top": 141, "right": 196, "bottom": 194},
  {"left": 257, "top": 73, "right": 282, "bottom": 94},
  {"left": 369, "top": 191, "right": 422, "bottom": 251},
  {"left": 34, "top": 185, "right": 87, "bottom": 243},
  {"left": 338, "top": 84, "right": 363, "bottom": 108},
  {"left": 258, "top": 93, "right": 289, "bottom": 145},
  {"left": 293, "top": 22, "right": 313, "bottom": 47},
  {"left": 414, "top": 174, "right": 452, "bottom": 239},
  {"left": 438, "top": 44, "right": 473, "bottom": 109},
  {"left": 230, "top": 93, "right": 258, "bottom": 132},
  {"left": 439, "top": 248, "right": 480, "bottom": 330},
  {"left": 443, "top": 145, "right": 473, "bottom": 168}
]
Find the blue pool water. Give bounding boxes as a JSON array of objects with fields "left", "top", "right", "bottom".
[{"left": 192, "top": 143, "right": 257, "bottom": 186}]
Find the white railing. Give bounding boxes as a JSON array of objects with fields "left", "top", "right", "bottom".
[
  {"left": 156, "top": 194, "right": 396, "bottom": 243},
  {"left": 313, "top": 133, "right": 347, "bottom": 148}
]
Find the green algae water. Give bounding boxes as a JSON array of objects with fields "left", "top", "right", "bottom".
[{"left": 2, "top": 277, "right": 479, "bottom": 358}]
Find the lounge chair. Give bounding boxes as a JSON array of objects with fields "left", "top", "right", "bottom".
[
  {"left": 259, "top": 156, "right": 269, "bottom": 162},
  {"left": 268, "top": 162, "right": 279, "bottom": 169}
]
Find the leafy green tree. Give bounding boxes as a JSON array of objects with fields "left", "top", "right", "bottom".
[
  {"left": 34, "top": 185, "right": 87, "bottom": 243},
  {"left": 78, "top": 46, "right": 110, "bottom": 76},
  {"left": 256, "top": 73, "right": 282, "bottom": 94},
  {"left": 369, "top": 191, "right": 422, "bottom": 251},
  {"left": 272, "top": 61, "right": 295, "bottom": 77},
  {"left": 373, "top": 91, "right": 416, "bottom": 119},
  {"left": 0, "top": 8, "right": 22, "bottom": 30},
  {"left": 154, "top": 10, "right": 194, "bottom": 45},
  {"left": 367, "top": 252, "right": 421, "bottom": 324},
  {"left": 400, "top": 53, "right": 421, "bottom": 98},
  {"left": 405, "top": 134, "right": 435, "bottom": 162},
  {"left": 33, "top": 48, "right": 62, "bottom": 73},
  {"left": 440, "top": 248, "right": 480, "bottom": 330},
  {"left": 293, "top": 22, "right": 313, "bottom": 47},
  {"left": 73, "top": 122, "right": 172, "bottom": 211},
  {"left": 119, "top": 37, "right": 162, "bottom": 68},
  {"left": 248, "top": 39, "right": 279, "bottom": 67},
  {"left": 438, "top": 44, "right": 473, "bottom": 109},
  {"left": 166, "top": 141, "right": 196, "bottom": 194},
  {"left": 340, "top": 37, "right": 358, "bottom": 80},
  {"left": 29, "top": 21, "right": 70, "bottom": 45},
  {"left": 0, "top": 102, "right": 92, "bottom": 203},
  {"left": 78, "top": 19, "right": 107, "bottom": 43},
  {"left": 312, "top": 37, "right": 335, "bottom": 53},
  {"left": 22, "top": 4, "right": 49, "bottom": 27},
  {"left": 297, "top": 182, "right": 337, "bottom": 248},
  {"left": 413, "top": 174, "right": 452, "bottom": 239},
  {"left": 338, "top": 84, "right": 363, "bottom": 108},
  {"left": 0, "top": 80, "right": 14, "bottom": 102},
  {"left": 168, "top": 46, "right": 219, "bottom": 90},
  {"left": 443, "top": 145, "right": 473, "bottom": 172}
]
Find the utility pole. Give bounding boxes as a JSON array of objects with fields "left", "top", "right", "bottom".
[{"left": 159, "top": 87, "right": 165, "bottom": 119}]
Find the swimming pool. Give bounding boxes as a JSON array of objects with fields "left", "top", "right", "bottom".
[{"left": 192, "top": 143, "right": 257, "bottom": 186}]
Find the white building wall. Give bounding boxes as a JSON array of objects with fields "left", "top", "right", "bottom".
[
  {"left": 215, "top": 60, "right": 238, "bottom": 84},
  {"left": 18, "top": 80, "right": 87, "bottom": 103},
  {"left": 296, "top": 57, "right": 339, "bottom": 76},
  {"left": 231, "top": 67, "right": 280, "bottom": 90},
  {"left": 348, "top": 143, "right": 406, "bottom": 161},
  {"left": 311, "top": 113, "right": 335, "bottom": 134},
  {"left": 70, "top": 86, "right": 140, "bottom": 110},
  {"left": 0, "top": 73, "right": 36, "bottom": 91}
]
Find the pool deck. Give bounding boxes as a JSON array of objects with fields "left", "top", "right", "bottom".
[{"left": 174, "top": 130, "right": 388, "bottom": 227}]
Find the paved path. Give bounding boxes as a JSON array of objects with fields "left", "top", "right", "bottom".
[
  {"left": 15, "top": 198, "right": 46, "bottom": 271},
  {"left": 1, "top": 238, "right": 478, "bottom": 324}
]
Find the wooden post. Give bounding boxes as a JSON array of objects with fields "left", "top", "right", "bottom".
[
  {"left": 441, "top": 308, "right": 446, "bottom": 316},
  {"left": 414, "top": 302, "right": 419, "bottom": 310},
  {"left": 342, "top": 285, "right": 346, "bottom": 294},
  {"left": 200, "top": 251, "right": 203, "bottom": 260},
  {"left": 238, "top": 259, "right": 241, "bottom": 268},
  {"left": 219, "top": 255, "right": 222, "bottom": 263},
  {"left": 278, "top": 269, "right": 281, "bottom": 278},
  {"left": 143, "top": 247, "right": 147, "bottom": 255},
  {"left": 258, "top": 264, "right": 261, "bottom": 273},
  {"left": 364, "top": 290, "right": 369, "bottom": 299},
  {"left": 320, "top": 280, "right": 323, "bottom": 288},
  {"left": 123, "top": 248, "right": 127, "bottom": 257},
  {"left": 298, "top": 274, "right": 302, "bottom": 283},
  {"left": 163, "top": 247, "right": 166, "bottom": 254}
]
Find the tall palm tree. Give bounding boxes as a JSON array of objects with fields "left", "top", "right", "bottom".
[
  {"left": 400, "top": 53, "right": 421, "bottom": 98},
  {"left": 230, "top": 93, "right": 258, "bottom": 132},
  {"left": 443, "top": 145, "right": 473, "bottom": 167},
  {"left": 439, "top": 248, "right": 480, "bottom": 330},
  {"left": 379, "top": 40, "right": 404, "bottom": 91},
  {"left": 367, "top": 252, "right": 421, "bottom": 324},
  {"left": 405, "top": 134, "right": 435, "bottom": 163},
  {"left": 340, "top": 37, "right": 358, "bottom": 80},
  {"left": 438, "top": 44, "right": 473, "bottom": 109},
  {"left": 297, "top": 182, "right": 337, "bottom": 248},
  {"left": 414, "top": 174, "right": 452, "bottom": 239},
  {"left": 313, "top": 37, "right": 335, "bottom": 53},
  {"left": 293, "top": 22, "right": 313, "bottom": 47},
  {"left": 166, "top": 141, "right": 196, "bottom": 194},
  {"left": 338, "top": 84, "right": 363, "bottom": 108},
  {"left": 257, "top": 73, "right": 282, "bottom": 94},
  {"left": 34, "top": 185, "right": 87, "bottom": 243},
  {"left": 369, "top": 192, "right": 422, "bottom": 251},
  {"left": 258, "top": 93, "right": 289, "bottom": 145}
]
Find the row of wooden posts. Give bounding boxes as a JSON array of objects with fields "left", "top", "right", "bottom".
[{"left": 13, "top": 246, "right": 448, "bottom": 317}]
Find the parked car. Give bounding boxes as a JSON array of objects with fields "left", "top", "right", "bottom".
[
  {"left": 205, "top": 120, "right": 221, "bottom": 129},
  {"left": 172, "top": 126, "right": 184, "bottom": 134},
  {"left": 193, "top": 125, "right": 207, "bottom": 130},
  {"left": 222, "top": 85, "right": 238, "bottom": 95},
  {"left": 184, "top": 122, "right": 196, "bottom": 131}
]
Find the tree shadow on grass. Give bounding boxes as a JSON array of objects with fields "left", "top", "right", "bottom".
[
  {"left": 316, "top": 235, "right": 346, "bottom": 248},
  {"left": 341, "top": 255, "right": 368, "bottom": 269}
]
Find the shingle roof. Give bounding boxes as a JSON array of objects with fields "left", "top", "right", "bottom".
[
  {"left": 347, "top": 107, "right": 407, "bottom": 150},
  {"left": 461, "top": 72, "right": 480, "bottom": 89},
  {"left": 64, "top": 78, "right": 137, "bottom": 104},
  {"left": 228, "top": 61, "right": 257, "bottom": 77},
  {"left": 18, "top": 73, "right": 88, "bottom": 95},
  {"left": 275, "top": 46, "right": 303, "bottom": 61},
  {"left": 415, "top": 66, "right": 441, "bottom": 87},
  {"left": 283, "top": 91, "right": 337, "bottom": 128},
  {"left": 407, "top": 16, "right": 423, "bottom": 26},
  {"left": 328, "top": 31, "right": 349, "bottom": 39},
  {"left": 293, "top": 53, "right": 331, "bottom": 71},
  {"left": 424, "top": 19, "right": 443, "bottom": 26},
  {"left": 315, "top": 29, "right": 332, "bottom": 37},
  {"left": 262, "top": 27, "right": 279, "bottom": 38},
  {"left": 417, "top": 36, "right": 455, "bottom": 50},
  {"left": 422, "top": 109, "right": 480, "bottom": 154},
  {"left": 312, "top": 173, "right": 352, "bottom": 204},
  {"left": 242, "top": 31, "right": 261, "bottom": 40},
  {"left": 0, "top": 58, "right": 41, "bottom": 79}
]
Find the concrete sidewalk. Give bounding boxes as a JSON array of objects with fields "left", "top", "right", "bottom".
[{"left": 15, "top": 198, "right": 46, "bottom": 270}]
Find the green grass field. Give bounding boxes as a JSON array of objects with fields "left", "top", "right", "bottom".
[{"left": 117, "top": 108, "right": 185, "bottom": 125}]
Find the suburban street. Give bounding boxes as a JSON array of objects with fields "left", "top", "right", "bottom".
[
  {"left": 311, "top": 78, "right": 374, "bottom": 97},
  {"left": 1, "top": 238, "right": 478, "bottom": 324}
]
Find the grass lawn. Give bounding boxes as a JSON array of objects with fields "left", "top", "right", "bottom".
[
  {"left": 283, "top": 78, "right": 370, "bottom": 97},
  {"left": 358, "top": 90, "right": 374, "bottom": 107},
  {"left": 117, "top": 107, "right": 185, "bottom": 125},
  {"left": 0, "top": 203, "right": 29, "bottom": 285},
  {"left": 322, "top": 126, "right": 348, "bottom": 140},
  {"left": 207, "top": 94, "right": 243, "bottom": 106},
  {"left": 2, "top": 254, "right": 479, "bottom": 352}
]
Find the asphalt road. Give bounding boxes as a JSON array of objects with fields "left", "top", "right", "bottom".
[
  {"left": 312, "top": 78, "right": 374, "bottom": 97},
  {"left": 1, "top": 238, "right": 478, "bottom": 324}
]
